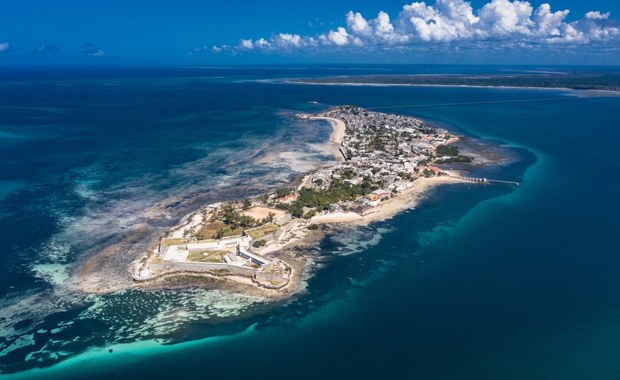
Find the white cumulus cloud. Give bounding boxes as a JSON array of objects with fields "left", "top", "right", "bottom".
[
  {"left": 213, "top": 0, "right": 619, "bottom": 54},
  {"left": 0, "top": 42, "right": 9, "bottom": 52},
  {"left": 534, "top": 3, "right": 569, "bottom": 36},
  {"left": 240, "top": 39, "right": 254, "bottom": 49},
  {"left": 478, "top": 0, "right": 534, "bottom": 35},
  {"left": 321, "top": 27, "right": 352, "bottom": 46},
  {"left": 585, "top": 11, "right": 610, "bottom": 20},
  {"left": 273, "top": 33, "right": 304, "bottom": 47}
]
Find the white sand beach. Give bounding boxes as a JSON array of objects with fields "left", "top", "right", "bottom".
[
  {"left": 359, "top": 175, "right": 466, "bottom": 224},
  {"left": 309, "top": 116, "right": 346, "bottom": 161},
  {"left": 309, "top": 116, "right": 346, "bottom": 144},
  {"left": 311, "top": 211, "right": 363, "bottom": 224}
]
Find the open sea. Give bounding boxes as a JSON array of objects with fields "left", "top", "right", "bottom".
[{"left": 0, "top": 65, "right": 619, "bottom": 379}]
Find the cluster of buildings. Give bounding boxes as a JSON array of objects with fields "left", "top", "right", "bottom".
[
  {"left": 134, "top": 205, "right": 294, "bottom": 288},
  {"left": 304, "top": 106, "right": 451, "bottom": 215},
  {"left": 135, "top": 106, "right": 454, "bottom": 290}
]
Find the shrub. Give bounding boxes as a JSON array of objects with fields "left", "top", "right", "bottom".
[{"left": 253, "top": 239, "right": 267, "bottom": 248}]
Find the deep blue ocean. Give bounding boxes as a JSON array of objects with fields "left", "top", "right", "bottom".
[{"left": 0, "top": 66, "right": 619, "bottom": 379}]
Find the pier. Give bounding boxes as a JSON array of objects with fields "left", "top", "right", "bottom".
[
  {"left": 449, "top": 175, "right": 520, "bottom": 187},
  {"left": 339, "top": 147, "right": 349, "bottom": 161}
]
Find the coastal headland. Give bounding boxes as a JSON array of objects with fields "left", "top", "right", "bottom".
[{"left": 78, "top": 106, "right": 494, "bottom": 298}]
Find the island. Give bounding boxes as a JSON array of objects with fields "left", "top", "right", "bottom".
[
  {"left": 129, "top": 106, "right": 491, "bottom": 298},
  {"left": 292, "top": 72, "right": 620, "bottom": 92}
]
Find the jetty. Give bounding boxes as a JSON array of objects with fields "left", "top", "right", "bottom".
[{"left": 449, "top": 175, "right": 520, "bottom": 186}]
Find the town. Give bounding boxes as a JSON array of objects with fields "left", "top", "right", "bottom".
[{"left": 132, "top": 106, "right": 473, "bottom": 292}]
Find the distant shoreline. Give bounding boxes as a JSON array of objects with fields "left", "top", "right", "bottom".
[
  {"left": 288, "top": 79, "right": 573, "bottom": 92},
  {"left": 285, "top": 79, "right": 620, "bottom": 96}
]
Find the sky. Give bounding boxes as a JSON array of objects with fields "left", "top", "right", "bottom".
[{"left": 0, "top": 0, "right": 619, "bottom": 65}]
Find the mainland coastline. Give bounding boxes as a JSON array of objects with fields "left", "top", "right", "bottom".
[
  {"left": 76, "top": 106, "right": 504, "bottom": 299},
  {"left": 288, "top": 72, "right": 620, "bottom": 93}
]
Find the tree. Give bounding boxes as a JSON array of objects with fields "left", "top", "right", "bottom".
[
  {"left": 288, "top": 203, "right": 304, "bottom": 218},
  {"left": 275, "top": 187, "right": 293, "bottom": 198},
  {"left": 242, "top": 199, "right": 252, "bottom": 210},
  {"left": 303, "top": 209, "right": 317, "bottom": 219},
  {"left": 436, "top": 144, "right": 459, "bottom": 157},
  {"left": 398, "top": 172, "right": 411, "bottom": 181},
  {"left": 221, "top": 202, "right": 241, "bottom": 228},
  {"left": 238, "top": 216, "right": 248, "bottom": 228},
  {"left": 215, "top": 228, "right": 224, "bottom": 239},
  {"left": 275, "top": 203, "right": 288, "bottom": 211},
  {"left": 253, "top": 240, "right": 266, "bottom": 248}
]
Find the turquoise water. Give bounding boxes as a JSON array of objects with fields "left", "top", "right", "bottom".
[{"left": 1, "top": 67, "right": 619, "bottom": 379}]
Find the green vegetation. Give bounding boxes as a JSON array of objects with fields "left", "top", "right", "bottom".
[
  {"left": 436, "top": 145, "right": 459, "bottom": 156},
  {"left": 201, "top": 202, "right": 279, "bottom": 240},
  {"left": 434, "top": 145, "right": 472, "bottom": 163},
  {"left": 435, "top": 156, "right": 473, "bottom": 163},
  {"left": 303, "top": 209, "right": 317, "bottom": 219},
  {"left": 287, "top": 178, "right": 377, "bottom": 217},
  {"left": 252, "top": 239, "right": 267, "bottom": 248},
  {"left": 242, "top": 199, "right": 252, "bottom": 210},
  {"left": 275, "top": 187, "right": 294, "bottom": 198},
  {"left": 195, "top": 221, "right": 224, "bottom": 240},
  {"left": 275, "top": 203, "right": 289, "bottom": 211},
  {"left": 247, "top": 223, "right": 279, "bottom": 239},
  {"left": 264, "top": 212, "right": 276, "bottom": 224},
  {"left": 287, "top": 203, "right": 305, "bottom": 218},
  {"left": 368, "top": 137, "right": 386, "bottom": 152},
  {"left": 301, "top": 73, "right": 620, "bottom": 92},
  {"left": 398, "top": 172, "right": 412, "bottom": 181},
  {"left": 307, "top": 224, "right": 320, "bottom": 231},
  {"left": 340, "top": 168, "right": 356, "bottom": 180},
  {"left": 418, "top": 158, "right": 431, "bottom": 166},
  {"left": 422, "top": 169, "right": 435, "bottom": 178},
  {"left": 220, "top": 202, "right": 257, "bottom": 229},
  {"left": 221, "top": 226, "right": 244, "bottom": 237}
]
